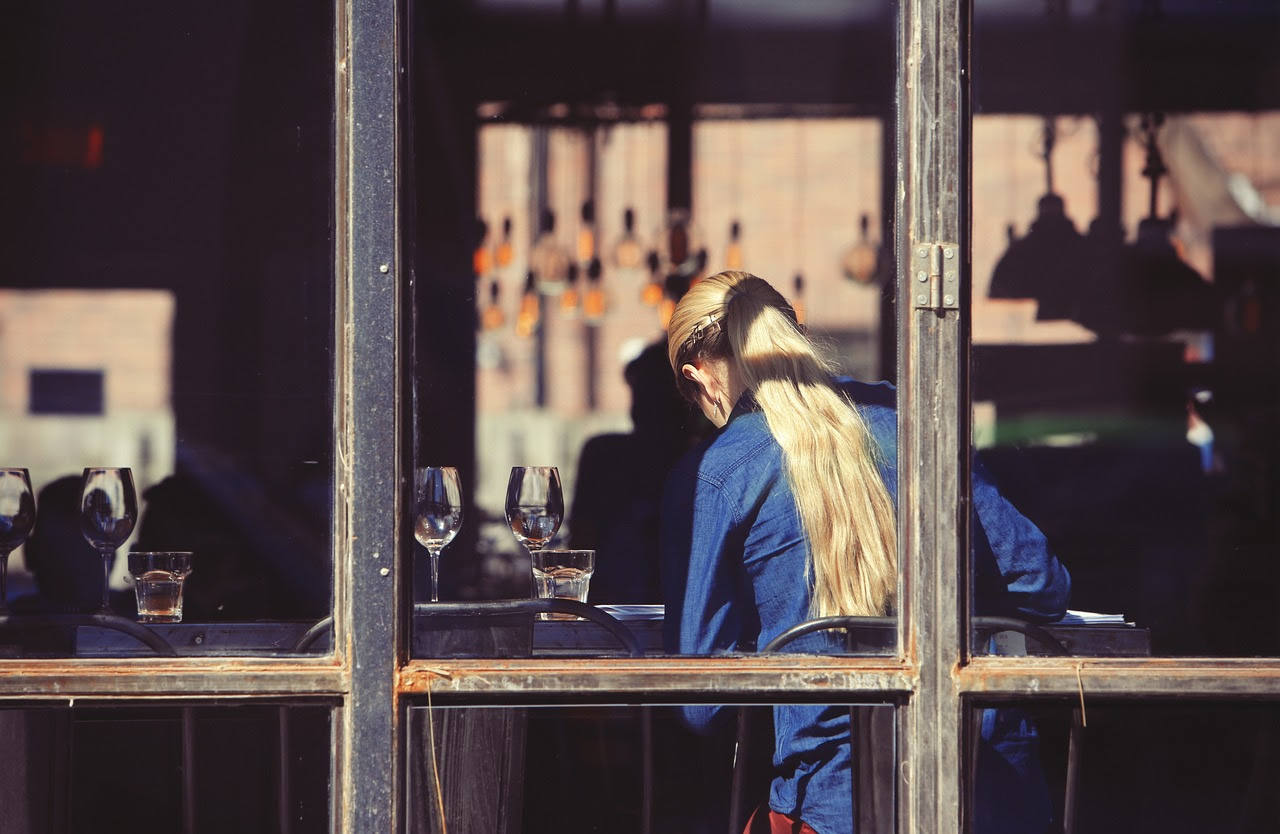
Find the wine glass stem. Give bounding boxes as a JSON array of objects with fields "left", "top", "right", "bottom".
[
  {"left": 429, "top": 550, "right": 441, "bottom": 603},
  {"left": 99, "top": 547, "right": 115, "bottom": 614}
]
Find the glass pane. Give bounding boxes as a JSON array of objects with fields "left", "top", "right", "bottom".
[
  {"left": 0, "top": 2, "right": 334, "bottom": 656},
  {"left": 971, "top": 2, "right": 1280, "bottom": 655},
  {"left": 965, "top": 701, "right": 1280, "bottom": 834},
  {"left": 411, "top": 1, "right": 898, "bottom": 659},
  {"left": 406, "top": 702, "right": 896, "bottom": 834},
  {"left": 0, "top": 703, "right": 331, "bottom": 832}
]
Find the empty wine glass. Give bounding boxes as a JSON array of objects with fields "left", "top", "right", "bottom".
[
  {"left": 0, "top": 468, "right": 36, "bottom": 614},
  {"left": 505, "top": 466, "right": 564, "bottom": 559},
  {"left": 79, "top": 467, "right": 138, "bottom": 614},
  {"left": 413, "top": 466, "right": 463, "bottom": 603}
]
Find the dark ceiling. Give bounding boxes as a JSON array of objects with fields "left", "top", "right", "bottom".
[{"left": 416, "top": 0, "right": 1280, "bottom": 114}]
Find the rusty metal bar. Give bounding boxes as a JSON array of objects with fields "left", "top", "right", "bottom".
[
  {"left": 339, "top": 0, "right": 404, "bottom": 830},
  {"left": 0, "top": 662, "right": 346, "bottom": 698},
  {"left": 959, "top": 657, "right": 1280, "bottom": 699},
  {"left": 398, "top": 657, "right": 916, "bottom": 700}
]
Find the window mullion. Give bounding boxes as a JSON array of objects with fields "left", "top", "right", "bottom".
[
  {"left": 340, "top": 0, "right": 404, "bottom": 832},
  {"left": 898, "top": 0, "right": 970, "bottom": 832}
]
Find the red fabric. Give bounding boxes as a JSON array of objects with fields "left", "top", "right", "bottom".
[{"left": 743, "top": 804, "right": 819, "bottom": 834}]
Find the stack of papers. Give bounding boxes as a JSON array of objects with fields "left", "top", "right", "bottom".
[
  {"left": 597, "top": 604, "right": 664, "bottom": 621},
  {"left": 1058, "top": 609, "right": 1130, "bottom": 626}
]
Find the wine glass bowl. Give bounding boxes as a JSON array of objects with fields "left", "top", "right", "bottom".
[
  {"left": 504, "top": 466, "right": 564, "bottom": 555},
  {"left": 0, "top": 468, "right": 36, "bottom": 614},
  {"left": 79, "top": 467, "right": 138, "bottom": 614},
  {"left": 413, "top": 466, "right": 463, "bottom": 603}
]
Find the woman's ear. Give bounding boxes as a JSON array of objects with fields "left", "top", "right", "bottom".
[{"left": 681, "top": 362, "right": 708, "bottom": 397}]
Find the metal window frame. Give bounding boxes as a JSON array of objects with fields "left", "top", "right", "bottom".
[{"left": 4, "top": 3, "right": 1280, "bottom": 834}]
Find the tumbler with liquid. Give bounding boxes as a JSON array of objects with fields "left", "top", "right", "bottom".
[{"left": 128, "top": 552, "right": 193, "bottom": 623}]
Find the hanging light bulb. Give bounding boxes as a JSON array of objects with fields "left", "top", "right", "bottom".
[
  {"left": 494, "top": 216, "right": 514, "bottom": 269},
  {"left": 725, "top": 220, "right": 744, "bottom": 270},
  {"left": 689, "top": 247, "right": 708, "bottom": 288},
  {"left": 656, "top": 209, "right": 702, "bottom": 276},
  {"left": 530, "top": 208, "right": 570, "bottom": 295},
  {"left": 481, "top": 279, "right": 505, "bottom": 331},
  {"left": 641, "top": 249, "right": 664, "bottom": 306},
  {"left": 792, "top": 273, "right": 807, "bottom": 326},
  {"left": 560, "top": 262, "right": 581, "bottom": 318},
  {"left": 473, "top": 217, "right": 492, "bottom": 276},
  {"left": 515, "top": 271, "right": 541, "bottom": 339},
  {"left": 612, "top": 207, "right": 644, "bottom": 270},
  {"left": 577, "top": 201, "right": 596, "bottom": 263},
  {"left": 584, "top": 257, "right": 606, "bottom": 324},
  {"left": 841, "top": 214, "right": 880, "bottom": 284}
]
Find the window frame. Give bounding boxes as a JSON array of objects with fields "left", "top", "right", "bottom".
[{"left": 4, "top": 2, "right": 1279, "bottom": 833}]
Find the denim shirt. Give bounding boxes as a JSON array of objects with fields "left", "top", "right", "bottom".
[{"left": 659, "top": 378, "right": 1071, "bottom": 834}]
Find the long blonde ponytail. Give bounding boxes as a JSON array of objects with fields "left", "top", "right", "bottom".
[{"left": 668, "top": 271, "right": 897, "bottom": 617}]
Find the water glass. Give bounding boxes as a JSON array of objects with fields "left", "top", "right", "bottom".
[
  {"left": 128, "top": 551, "right": 193, "bottom": 623},
  {"left": 531, "top": 549, "right": 595, "bottom": 620}
]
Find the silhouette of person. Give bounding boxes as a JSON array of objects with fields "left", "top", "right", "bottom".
[
  {"left": 14, "top": 475, "right": 134, "bottom": 616},
  {"left": 568, "top": 341, "right": 711, "bottom": 603},
  {"left": 132, "top": 474, "right": 279, "bottom": 620}
]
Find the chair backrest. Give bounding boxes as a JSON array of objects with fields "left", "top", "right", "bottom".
[{"left": 415, "top": 599, "right": 644, "bottom": 658}]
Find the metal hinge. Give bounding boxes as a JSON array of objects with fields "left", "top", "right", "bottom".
[{"left": 910, "top": 242, "right": 961, "bottom": 312}]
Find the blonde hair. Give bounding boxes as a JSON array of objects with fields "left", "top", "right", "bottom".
[{"left": 667, "top": 271, "right": 897, "bottom": 617}]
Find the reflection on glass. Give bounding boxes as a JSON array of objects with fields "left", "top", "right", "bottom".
[
  {"left": 0, "top": 468, "right": 36, "bottom": 614},
  {"left": 3, "top": 3, "right": 335, "bottom": 649},
  {"left": 973, "top": 104, "right": 1280, "bottom": 655}
]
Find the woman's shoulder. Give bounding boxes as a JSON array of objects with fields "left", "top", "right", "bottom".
[{"left": 671, "top": 411, "right": 779, "bottom": 488}]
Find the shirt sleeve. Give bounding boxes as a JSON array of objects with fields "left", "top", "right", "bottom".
[
  {"left": 971, "top": 455, "right": 1071, "bottom": 622},
  {"left": 660, "top": 466, "right": 746, "bottom": 732}
]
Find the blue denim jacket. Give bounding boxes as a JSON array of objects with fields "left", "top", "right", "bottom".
[{"left": 659, "top": 379, "right": 1070, "bottom": 834}]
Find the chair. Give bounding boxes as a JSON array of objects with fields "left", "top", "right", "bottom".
[
  {"left": 729, "top": 617, "right": 896, "bottom": 834},
  {"left": 0, "top": 612, "right": 178, "bottom": 657},
  {"left": 730, "top": 616, "right": 1077, "bottom": 834}
]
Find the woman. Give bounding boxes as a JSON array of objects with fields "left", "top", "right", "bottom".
[{"left": 660, "top": 271, "right": 1070, "bottom": 834}]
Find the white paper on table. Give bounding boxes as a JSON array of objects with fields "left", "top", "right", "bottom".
[
  {"left": 597, "top": 604, "right": 665, "bottom": 621},
  {"left": 1057, "top": 609, "right": 1130, "bottom": 626}
]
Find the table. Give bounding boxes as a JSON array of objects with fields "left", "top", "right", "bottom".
[{"left": 4, "top": 605, "right": 1151, "bottom": 659}]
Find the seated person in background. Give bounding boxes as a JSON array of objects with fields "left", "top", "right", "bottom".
[
  {"left": 660, "top": 271, "right": 1070, "bottom": 834},
  {"left": 14, "top": 475, "right": 134, "bottom": 616},
  {"left": 568, "top": 342, "right": 709, "bottom": 603}
]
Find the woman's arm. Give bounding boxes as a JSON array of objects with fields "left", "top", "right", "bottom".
[
  {"left": 972, "top": 457, "right": 1072, "bottom": 622},
  {"left": 660, "top": 471, "right": 746, "bottom": 655},
  {"left": 660, "top": 467, "right": 748, "bottom": 732}
]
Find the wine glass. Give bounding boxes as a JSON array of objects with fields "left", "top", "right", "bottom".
[
  {"left": 413, "top": 466, "right": 463, "bottom": 603},
  {"left": 0, "top": 469, "right": 36, "bottom": 614},
  {"left": 79, "top": 467, "right": 138, "bottom": 614},
  {"left": 505, "top": 466, "right": 564, "bottom": 559}
]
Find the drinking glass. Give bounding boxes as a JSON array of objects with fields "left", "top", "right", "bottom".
[
  {"left": 128, "top": 551, "right": 194, "bottom": 623},
  {"left": 79, "top": 467, "right": 138, "bottom": 614},
  {"left": 505, "top": 466, "right": 564, "bottom": 559},
  {"left": 531, "top": 549, "right": 595, "bottom": 620},
  {"left": 413, "top": 466, "right": 463, "bottom": 603},
  {"left": 0, "top": 468, "right": 36, "bottom": 614}
]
